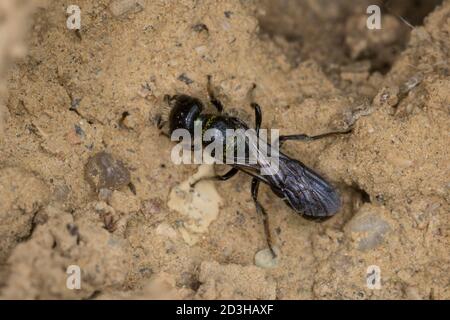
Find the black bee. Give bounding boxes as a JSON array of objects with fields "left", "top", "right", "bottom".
[{"left": 159, "top": 76, "right": 350, "bottom": 256}]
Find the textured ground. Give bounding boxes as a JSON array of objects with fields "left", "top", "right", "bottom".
[{"left": 0, "top": 0, "right": 448, "bottom": 299}]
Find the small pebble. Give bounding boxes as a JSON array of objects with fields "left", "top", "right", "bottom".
[
  {"left": 386, "top": 152, "right": 413, "bottom": 169},
  {"left": 142, "top": 198, "right": 162, "bottom": 215},
  {"left": 121, "top": 112, "right": 139, "bottom": 130},
  {"left": 178, "top": 73, "right": 194, "bottom": 85},
  {"left": 255, "top": 247, "right": 279, "bottom": 269},
  {"left": 74, "top": 124, "right": 85, "bottom": 137},
  {"left": 85, "top": 151, "right": 131, "bottom": 191},
  {"left": 98, "top": 188, "right": 113, "bottom": 201},
  {"left": 70, "top": 98, "right": 81, "bottom": 110},
  {"left": 66, "top": 223, "right": 79, "bottom": 237},
  {"left": 137, "top": 84, "right": 151, "bottom": 98},
  {"left": 345, "top": 206, "right": 390, "bottom": 251},
  {"left": 108, "top": 190, "right": 140, "bottom": 214},
  {"left": 192, "top": 23, "right": 209, "bottom": 33},
  {"left": 66, "top": 128, "right": 82, "bottom": 145},
  {"left": 155, "top": 223, "right": 177, "bottom": 239},
  {"left": 53, "top": 184, "right": 71, "bottom": 202},
  {"left": 94, "top": 201, "right": 115, "bottom": 214},
  {"left": 109, "top": 0, "right": 145, "bottom": 17},
  {"left": 405, "top": 286, "right": 422, "bottom": 300}
]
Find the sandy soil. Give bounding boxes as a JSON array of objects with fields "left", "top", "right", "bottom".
[{"left": 0, "top": 0, "right": 449, "bottom": 299}]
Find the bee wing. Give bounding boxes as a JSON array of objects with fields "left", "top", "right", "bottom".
[
  {"left": 226, "top": 132, "right": 340, "bottom": 217},
  {"left": 278, "top": 155, "right": 340, "bottom": 217},
  {"left": 225, "top": 130, "right": 282, "bottom": 185}
]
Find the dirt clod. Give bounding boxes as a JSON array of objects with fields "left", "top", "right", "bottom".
[{"left": 0, "top": 167, "right": 49, "bottom": 262}]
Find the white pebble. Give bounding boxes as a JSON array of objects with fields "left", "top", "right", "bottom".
[{"left": 255, "top": 247, "right": 279, "bottom": 269}]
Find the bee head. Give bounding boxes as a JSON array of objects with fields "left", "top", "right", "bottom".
[{"left": 167, "top": 95, "right": 204, "bottom": 134}]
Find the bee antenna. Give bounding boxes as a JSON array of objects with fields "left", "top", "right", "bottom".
[{"left": 381, "top": 0, "right": 414, "bottom": 30}]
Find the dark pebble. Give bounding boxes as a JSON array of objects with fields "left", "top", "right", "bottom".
[{"left": 85, "top": 151, "right": 131, "bottom": 191}]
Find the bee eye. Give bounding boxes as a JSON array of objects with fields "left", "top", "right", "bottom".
[{"left": 168, "top": 95, "right": 204, "bottom": 134}]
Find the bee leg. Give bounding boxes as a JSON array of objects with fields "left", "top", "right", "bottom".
[
  {"left": 155, "top": 95, "right": 173, "bottom": 138},
  {"left": 276, "top": 129, "right": 352, "bottom": 147},
  {"left": 207, "top": 75, "right": 224, "bottom": 113},
  {"left": 248, "top": 83, "right": 261, "bottom": 134},
  {"left": 163, "top": 94, "right": 171, "bottom": 105},
  {"left": 155, "top": 114, "right": 166, "bottom": 130},
  {"left": 251, "top": 178, "right": 277, "bottom": 258},
  {"left": 250, "top": 102, "right": 262, "bottom": 135},
  {"left": 155, "top": 115, "right": 170, "bottom": 138},
  {"left": 189, "top": 167, "right": 238, "bottom": 187}
]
